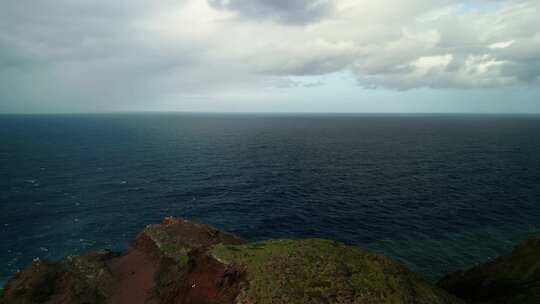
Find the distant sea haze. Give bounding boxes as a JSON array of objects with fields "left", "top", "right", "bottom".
[{"left": 1, "top": 113, "right": 539, "bottom": 286}]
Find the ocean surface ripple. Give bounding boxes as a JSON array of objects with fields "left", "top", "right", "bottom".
[{"left": 1, "top": 113, "right": 539, "bottom": 285}]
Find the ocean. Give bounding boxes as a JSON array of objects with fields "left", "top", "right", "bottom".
[{"left": 1, "top": 113, "right": 539, "bottom": 286}]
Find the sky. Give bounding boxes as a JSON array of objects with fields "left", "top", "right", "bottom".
[{"left": 1, "top": 0, "right": 539, "bottom": 114}]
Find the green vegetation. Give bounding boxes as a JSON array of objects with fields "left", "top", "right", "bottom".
[
  {"left": 211, "top": 239, "right": 462, "bottom": 304},
  {"left": 177, "top": 254, "right": 190, "bottom": 268},
  {"left": 159, "top": 243, "right": 190, "bottom": 256},
  {"left": 157, "top": 243, "right": 190, "bottom": 268}
]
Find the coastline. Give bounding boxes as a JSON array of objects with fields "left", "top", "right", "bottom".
[{"left": 2, "top": 217, "right": 538, "bottom": 304}]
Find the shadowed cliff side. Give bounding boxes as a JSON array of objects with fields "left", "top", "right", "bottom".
[
  {"left": 1, "top": 217, "right": 464, "bottom": 304},
  {"left": 438, "top": 236, "right": 540, "bottom": 304}
]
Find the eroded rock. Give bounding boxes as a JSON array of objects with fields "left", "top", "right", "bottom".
[{"left": 1, "top": 250, "right": 119, "bottom": 304}]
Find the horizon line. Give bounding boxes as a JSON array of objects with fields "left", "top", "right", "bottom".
[{"left": 1, "top": 111, "right": 540, "bottom": 116}]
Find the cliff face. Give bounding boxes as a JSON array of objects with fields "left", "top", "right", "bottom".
[
  {"left": 1, "top": 218, "right": 245, "bottom": 304},
  {"left": 438, "top": 236, "right": 540, "bottom": 304},
  {"left": 0, "top": 250, "right": 120, "bottom": 304},
  {"left": 2, "top": 217, "right": 463, "bottom": 304}
]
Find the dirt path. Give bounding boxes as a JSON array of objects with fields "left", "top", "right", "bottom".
[{"left": 108, "top": 249, "right": 158, "bottom": 304}]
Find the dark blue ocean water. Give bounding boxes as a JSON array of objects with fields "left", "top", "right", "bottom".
[{"left": 1, "top": 113, "right": 540, "bottom": 286}]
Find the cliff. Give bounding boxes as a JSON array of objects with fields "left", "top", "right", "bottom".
[
  {"left": 0, "top": 217, "right": 482, "bottom": 303},
  {"left": 0, "top": 218, "right": 245, "bottom": 304},
  {"left": 438, "top": 236, "right": 540, "bottom": 304}
]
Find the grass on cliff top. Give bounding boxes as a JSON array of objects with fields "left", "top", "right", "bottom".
[
  {"left": 158, "top": 243, "right": 190, "bottom": 268},
  {"left": 210, "top": 239, "right": 462, "bottom": 304}
]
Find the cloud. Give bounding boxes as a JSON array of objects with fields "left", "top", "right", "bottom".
[
  {"left": 207, "top": 0, "right": 336, "bottom": 24},
  {"left": 344, "top": 1, "right": 540, "bottom": 89},
  {"left": 0, "top": 0, "right": 539, "bottom": 112},
  {"left": 0, "top": 0, "right": 262, "bottom": 112},
  {"left": 489, "top": 40, "right": 515, "bottom": 49}
]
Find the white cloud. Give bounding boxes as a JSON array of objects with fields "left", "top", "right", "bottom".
[
  {"left": 412, "top": 55, "right": 454, "bottom": 74},
  {"left": 490, "top": 40, "right": 515, "bottom": 49}
]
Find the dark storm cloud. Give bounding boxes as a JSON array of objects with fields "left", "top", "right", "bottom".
[{"left": 207, "top": 0, "right": 336, "bottom": 24}]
